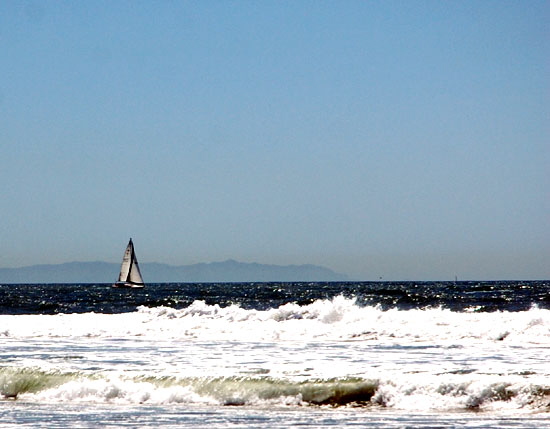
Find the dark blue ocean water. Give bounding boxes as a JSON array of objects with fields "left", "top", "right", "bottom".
[{"left": 0, "top": 281, "right": 548, "bottom": 315}]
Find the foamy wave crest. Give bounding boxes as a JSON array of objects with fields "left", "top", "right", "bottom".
[
  {"left": 372, "top": 376, "right": 550, "bottom": 412},
  {"left": 1, "top": 297, "right": 549, "bottom": 344},
  {"left": 4, "top": 369, "right": 549, "bottom": 412},
  {"left": 131, "top": 297, "right": 550, "bottom": 344}
]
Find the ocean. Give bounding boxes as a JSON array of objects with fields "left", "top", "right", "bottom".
[{"left": 0, "top": 281, "right": 549, "bottom": 428}]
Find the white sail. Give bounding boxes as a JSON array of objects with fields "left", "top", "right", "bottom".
[
  {"left": 117, "top": 241, "right": 133, "bottom": 282},
  {"left": 114, "top": 238, "right": 145, "bottom": 288},
  {"left": 128, "top": 253, "right": 144, "bottom": 284}
]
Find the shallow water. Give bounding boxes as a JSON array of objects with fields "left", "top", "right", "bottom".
[{"left": 2, "top": 403, "right": 550, "bottom": 428}]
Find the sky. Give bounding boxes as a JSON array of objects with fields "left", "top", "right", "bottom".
[{"left": 1, "top": 1, "right": 548, "bottom": 280}]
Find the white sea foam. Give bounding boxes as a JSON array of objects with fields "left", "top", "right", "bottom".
[
  {"left": 1, "top": 297, "right": 549, "bottom": 413},
  {"left": 1, "top": 296, "right": 548, "bottom": 344}
]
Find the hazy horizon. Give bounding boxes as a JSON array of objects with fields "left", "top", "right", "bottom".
[
  {"left": 1, "top": 257, "right": 547, "bottom": 282},
  {"left": 1, "top": 1, "right": 548, "bottom": 281}
]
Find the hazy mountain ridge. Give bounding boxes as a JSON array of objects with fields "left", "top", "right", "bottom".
[{"left": 0, "top": 260, "right": 349, "bottom": 283}]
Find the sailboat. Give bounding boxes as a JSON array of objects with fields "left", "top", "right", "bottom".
[{"left": 113, "top": 238, "right": 145, "bottom": 288}]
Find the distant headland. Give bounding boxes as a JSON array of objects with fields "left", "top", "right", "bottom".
[{"left": 0, "top": 260, "right": 350, "bottom": 284}]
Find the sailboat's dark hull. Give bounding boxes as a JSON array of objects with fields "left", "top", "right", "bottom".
[{"left": 112, "top": 282, "right": 145, "bottom": 288}]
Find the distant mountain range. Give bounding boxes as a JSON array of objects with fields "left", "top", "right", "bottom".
[{"left": 0, "top": 260, "right": 349, "bottom": 284}]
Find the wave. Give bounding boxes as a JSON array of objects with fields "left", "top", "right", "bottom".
[
  {"left": 1, "top": 296, "right": 549, "bottom": 344},
  {"left": 2, "top": 368, "right": 549, "bottom": 412}
]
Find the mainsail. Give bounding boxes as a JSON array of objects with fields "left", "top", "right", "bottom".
[{"left": 114, "top": 238, "right": 145, "bottom": 288}]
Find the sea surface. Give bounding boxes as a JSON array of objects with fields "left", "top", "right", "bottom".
[{"left": 0, "top": 281, "right": 549, "bottom": 428}]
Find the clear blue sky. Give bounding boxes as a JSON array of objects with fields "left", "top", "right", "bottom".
[{"left": 1, "top": 1, "right": 548, "bottom": 280}]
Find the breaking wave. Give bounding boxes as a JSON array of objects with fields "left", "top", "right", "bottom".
[
  {"left": 1, "top": 296, "right": 549, "bottom": 344},
  {"left": 2, "top": 368, "right": 549, "bottom": 412},
  {"left": 2, "top": 294, "right": 549, "bottom": 416}
]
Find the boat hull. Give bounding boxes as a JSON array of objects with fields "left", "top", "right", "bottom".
[{"left": 112, "top": 282, "right": 145, "bottom": 288}]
